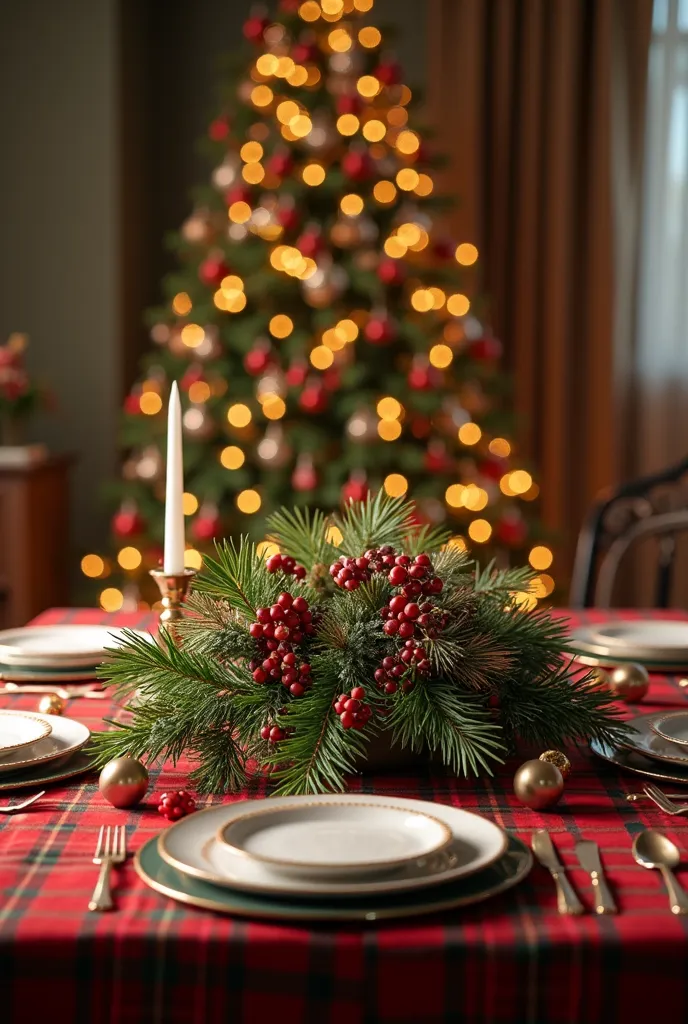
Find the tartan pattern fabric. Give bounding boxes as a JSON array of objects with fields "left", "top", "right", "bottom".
[{"left": 2, "top": 607, "right": 688, "bottom": 1024}]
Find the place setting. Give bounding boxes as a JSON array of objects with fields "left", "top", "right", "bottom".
[
  {"left": 568, "top": 618, "right": 688, "bottom": 672},
  {"left": 0, "top": 623, "right": 152, "bottom": 684},
  {"left": 136, "top": 793, "right": 532, "bottom": 922},
  {"left": 0, "top": 704, "right": 91, "bottom": 792}
]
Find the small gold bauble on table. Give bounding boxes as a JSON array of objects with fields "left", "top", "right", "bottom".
[
  {"left": 99, "top": 756, "right": 149, "bottom": 808},
  {"left": 539, "top": 749, "right": 572, "bottom": 779},
  {"left": 587, "top": 666, "right": 611, "bottom": 690},
  {"left": 608, "top": 663, "right": 649, "bottom": 704},
  {"left": 514, "top": 758, "right": 565, "bottom": 810},
  {"left": 37, "top": 693, "right": 65, "bottom": 716}
]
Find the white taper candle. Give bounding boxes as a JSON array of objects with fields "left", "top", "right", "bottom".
[{"left": 163, "top": 381, "right": 185, "bottom": 573}]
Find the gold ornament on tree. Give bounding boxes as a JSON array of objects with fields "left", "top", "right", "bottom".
[
  {"left": 608, "top": 663, "right": 649, "bottom": 703},
  {"left": 98, "top": 756, "right": 149, "bottom": 808},
  {"left": 513, "top": 758, "right": 565, "bottom": 810},
  {"left": 37, "top": 694, "right": 65, "bottom": 716}
]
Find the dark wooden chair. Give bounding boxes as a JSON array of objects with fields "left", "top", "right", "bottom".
[{"left": 569, "top": 456, "right": 688, "bottom": 608}]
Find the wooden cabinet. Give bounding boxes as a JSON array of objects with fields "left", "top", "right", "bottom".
[{"left": 0, "top": 455, "right": 72, "bottom": 627}]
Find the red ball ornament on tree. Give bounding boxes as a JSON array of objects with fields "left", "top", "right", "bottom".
[
  {"left": 180, "top": 365, "right": 205, "bottom": 391},
  {"left": 424, "top": 441, "right": 452, "bottom": 474},
  {"left": 337, "top": 94, "right": 361, "bottom": 116},
  {"left": 496, "top": 514, "right": 528, "bottom": 547},
  {"left": 243, "top": 15, "right": 268, "bottom": 43},
  {"left": 243, "top": 345, "right": 271, "bottom": 376},
  {"left": 292, "top": 41, "right": 319, "bottom": 64},
  {"left": 299, "top": 383, "right": 328, "bottom": 414},
  {"left": 433, "top": 238, "right": 455, "bottom": 261},
  {"left": 124, "top": 393, "right": 142, "bottom": 415},
  {"left": 341, "top": 474, "right": 369, "bottom": 504},
  {"left": 280, "top": 0, "right": 301, "bottom": 11},
  {"left": 374, "top": 61, "right": 402, "bottom": 86},
  {"left": 296, "top": 229, "right": 323, "bottom": 258},
  {"left": 377, "top": 258, "right": 405, "bottom": 286},
  {"left": 266, "top": 149, "right": 294, "bottom": 177},
  {"left": 342, "top": 149, "right": 373, "bottom": 183},
  {"left": 292, "top": 455, "right": 317, "bottom": 492},
  {"left": 277, "top": 204, "right": 300, "bottom": 233},
  {"left": 322, "top": 368, "right": 340, "bottom": 392},
  {"left": 408, "top": 364, "right": 432, "bottom": 390},
  {"left": 199, "top": 255, "right": 230, "bottom": 288},
  {"left": 192, "top": 509, "right": 222, "bottom": 542},
  {"left": 470, "top": 336, "right": 503, "bottom": 362},
  {"left": 112, "top": 507, "right": 144, "bottom": 538},
  {"left": 225, "top": 184, "right": 251, "bottom": 208},
  {"left": 286, "top": 361, "right": 308, "bottom": 388},
  {"left": 208, "top": 117, "right": 230, "bottom": 142},
  {"left": 364, "top": 315, "right": 395, "bottom": 346},
  {"left": 479, "top": 458, "right": 506, "bottom": 482}
]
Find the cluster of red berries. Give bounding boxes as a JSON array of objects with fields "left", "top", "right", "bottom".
[
  {"left": 260, "top": 722, "right": 286, "bottom": 744},
  {"left": 374, "top": 643, "right": 432, "bottom": 693},
  {"left": 333, "top": 686, "right": 372, "bottom": 729},
  {"left": 249, "top": 592, "right": 314, "bottom": 696},
  {"left": 329, "top": 544, "right": 397, "bottom": 590},
  {"left": 266, "top": 552, "right": 307, "bottom": 580},
  {"left": 157, "top": 789, "right": 196, "bottom": 821}
]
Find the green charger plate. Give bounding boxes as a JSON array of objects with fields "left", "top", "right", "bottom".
[{"left": 135, "top": 833, "right": 532, "bottom": 922}]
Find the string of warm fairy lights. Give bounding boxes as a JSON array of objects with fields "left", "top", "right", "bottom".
[{"left": 81, "top": 0, "right": 555, "bottom": 613}]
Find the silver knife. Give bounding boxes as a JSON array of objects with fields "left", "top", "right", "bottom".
[
  {"left": 532, "top": 830, "right": 584, "bottom": 915},
  {"left": 575, "top": 840, "right": 617, "bottom": 914}
]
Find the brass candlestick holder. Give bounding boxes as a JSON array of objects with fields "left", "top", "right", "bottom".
[{"left": 150, "top": 568, "right": 197, "bottom": 629}]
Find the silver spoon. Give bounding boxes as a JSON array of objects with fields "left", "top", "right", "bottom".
[{"left": 632, "top": 829, "right": 688, "bottom": 914}]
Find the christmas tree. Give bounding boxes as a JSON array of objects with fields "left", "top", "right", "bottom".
[{"left": 83, "top": 0, "right": 554, "bottom": 611}]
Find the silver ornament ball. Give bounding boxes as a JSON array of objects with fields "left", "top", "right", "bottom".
[{"left": 99, "top": 756, "right": 149, "bottom": 808}]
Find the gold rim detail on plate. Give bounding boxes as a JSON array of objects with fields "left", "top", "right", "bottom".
[
  {"left": 590, "top": 738, "right": 688, "bottom": 786},
  {"left": 158, "top": 800, "right": 509, "bottom": 894},
  {"left": 0, "top": 710, "right": 52, "bottom": 755},
  {"left": 0, "top": 723, "right": 90, "bottom": 773},
  {"left": 649, "top": 712, "right": 688, "bottom": 748},
  {"left": 618, "top": 712, "right": 688, "bottom": 767},
  {"left": 0, "top": 751, "right": 93, "bottom": 791},
  {"left": 215, "top": 801, "right": 453, "bottom": 873},
  {"left": 135, "top": 838, "right": 532, "bottom": 922}
]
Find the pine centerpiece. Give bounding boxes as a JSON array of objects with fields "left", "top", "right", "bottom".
[{"left": 91, "top": 495, "right": 628, "bottom": 794}]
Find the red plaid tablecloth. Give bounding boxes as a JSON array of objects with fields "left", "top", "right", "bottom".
[{"left": 2, "top": 607, "right": 688, "bottom": 1024}]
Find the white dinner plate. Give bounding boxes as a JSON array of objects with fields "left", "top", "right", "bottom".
[
  {"left": 567, "top": 624, "right": 688, "bottom": 670},
  {"left": 0, "top": 625, "right": 152, "bottom": 669},
  {"left": 0, "top": 714, "right": 90, "bottom": 775},
  {"left": 160, "top": 794, "right": 509, "bottom": 898},
  {"left": 620, "top": 712, "right": 688, "bottom": 767},
  {"left": 217, "top": 802, "right": 453, "bottom": 879},
  {"left": 0, "top": 710, "right": 52, "bottom": 757},
  {"left": 590, "top": 620, "right": 688, "bottom": 653},
  {"left": 650, "top": 711, "right": 688, "bottom": 748}
]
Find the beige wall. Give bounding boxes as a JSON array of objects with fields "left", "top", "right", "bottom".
[{"left": 0, "top": 0, "right": 120, "bottom": 558}]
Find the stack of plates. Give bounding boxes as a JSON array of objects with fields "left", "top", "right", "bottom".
[
  {"left": 592, "top": 710, "right": 688, "bottom": 785},
  {"left": 568, "top": 619, "right": 688, "bottom": 671},
  {"left": 0, "top": 708, "right": 91, "bottom": 790},
  {"left": 0, "top": 624, "right": 151, "bottom": 682},
  {"left": 135, "top": 794, "right": 533, "bottom": 921}
]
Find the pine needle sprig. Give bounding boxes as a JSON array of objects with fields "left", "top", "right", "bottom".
[
  {"left": 193, "top": 537, "right": 278, "bottom": 616},
  {"left": 388, "top": 682, "right": 506, "bottom": 775},
  {"left": 266, "top": 505, "right": 339, "bottom": 569},
  {"left": 402, "top": 522, "right": 453, "bottom": 556},
  {"left": 334, "top": 491, "right": 416, "bottom": 555}
]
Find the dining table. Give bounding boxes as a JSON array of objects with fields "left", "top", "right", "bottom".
[{"left": 2, "top": 605, "right": 688, "bottom": 1024}]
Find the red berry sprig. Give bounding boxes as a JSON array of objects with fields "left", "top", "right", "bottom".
[
  {"left": 157, "top": 790, "right": 196, "bottom": 821},
  {"left": 249, "top": 592, "right": 314, "bottom": 696},
  {"left": 329, "top": 545, "right": 398, "bottom": 589},
  {"left": 333, "top": 686, "right": 372, "bottom": 729},
  {"left": 266, "top": 552, "right": 307, "bottom": 580}
]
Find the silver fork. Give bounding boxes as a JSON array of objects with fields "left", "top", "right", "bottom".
[
  {"left": 641, "top": 783, "right": 688, "bottom": 816},
  {"left": 0, "top": 790, "right": 45, "bottom": 814},
  {"left": 88, "top": 825, "right": 127, "bottom": 912}
]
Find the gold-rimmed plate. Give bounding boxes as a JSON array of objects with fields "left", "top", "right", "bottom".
[
  {"left": 216, "top": 801, "right": 453, "bottom": 880},
  {"left": 568, "top": 624, "right": 688, "bottom": 671},
  {"left": 0, "top": 750, "right": 92, "bottom": 791},
  {"left": 159, "top": 795, "right": 509, "bottom": 898},
  {"left": 650, "top": 712, "right": 688, "bottom": 748},
  {"left": 137, "top": 833, "right": 532, "bottom": 922},
  {"left": 0, "top": 710, "right": 52, "bottom": 757},
  {"left": 619, "top": 712, "right": 688, "bottom": 766},
  {"left": 591, "top": 736, "right": 688, "bottom": 785}
]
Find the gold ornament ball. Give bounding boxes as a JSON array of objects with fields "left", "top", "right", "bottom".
[
  {"left": 99, "top": 756, "right": 149, "bottom": 809},
  {"left": 588, "top": 666, "right": 611, "bottom": 690},
  {"left": 37, "top": 694, "right": 65, "bottom": 716},
  {"left": 513, "top": 759, "right": 564, "bottom": 810},
  {"left": 609, "top": 663, "right": 649, "bottom": 703},
  {"left": 539, "top": 749, "right": 571, "bottom": 779}
]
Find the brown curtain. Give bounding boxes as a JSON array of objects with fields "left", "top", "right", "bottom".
[{"left": 427, "top": 0, "right": 653, "bottom": 591}]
